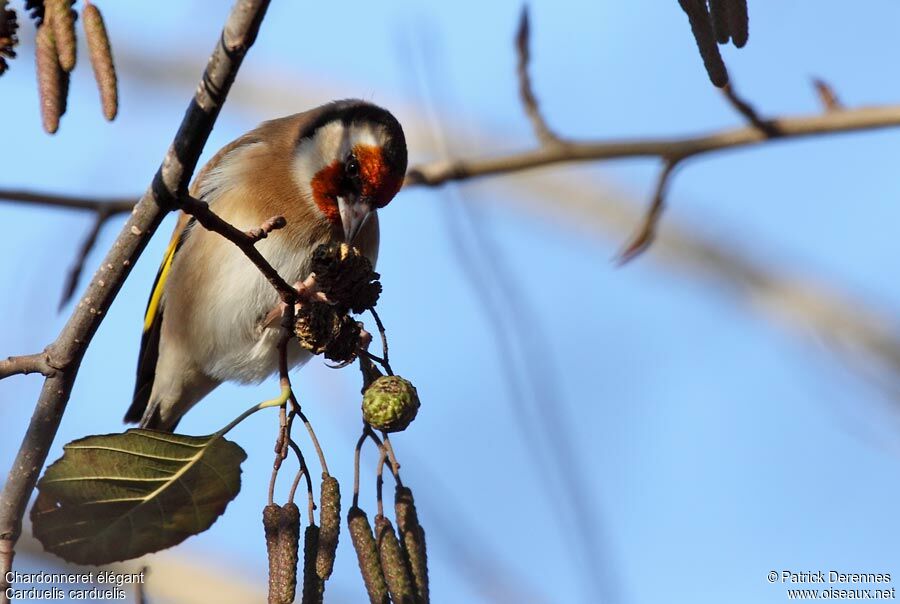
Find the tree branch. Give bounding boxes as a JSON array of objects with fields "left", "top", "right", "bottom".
[
  {"left": 721, "top": 82, "right": 781, "bottom": 137},
  {"left": 404, "top": 104, "right": 900, "bottom": 186},
  {"left": 0, "top": 353, "right": 54, "bottom": 380},
  {"left": 0, "top": 1, "right": 271, "bottom": 599},
  {"left": 59, "top": 207, "right": 115, "bottom": 309},
  {"left": 514, "top": 6, "right": 561, "bottom": 146},
  {"left": 180, "top": 195, "right": 295, "bottom": 302},
  {"left": 617, "top": 159, "right": 678, "bottom": 263},
  {"left": 0, "top": 189, "right": 134, "bottom": 214}
]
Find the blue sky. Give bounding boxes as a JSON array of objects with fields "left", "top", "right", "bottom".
[{"left": 3, "top": 1, "right": 900, "bottom": 602}]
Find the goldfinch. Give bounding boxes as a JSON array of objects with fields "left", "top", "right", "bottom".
[{"left": 125, "top": 100, "right": 408, "bottom": 431}]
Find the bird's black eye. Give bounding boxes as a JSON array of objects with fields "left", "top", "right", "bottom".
[{"left": 345, "top": 155, "right": 359, "bottom": 178}]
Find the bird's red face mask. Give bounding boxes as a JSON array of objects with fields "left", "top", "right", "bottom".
[{"left": 310, "top": 143, "right": 404, "bottom": 243}]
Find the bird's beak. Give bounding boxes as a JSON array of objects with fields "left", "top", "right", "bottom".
[{"left": 337, "top": 196, "right": 373, "bottom": 244}]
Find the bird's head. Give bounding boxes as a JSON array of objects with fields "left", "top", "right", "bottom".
[{"left": 293, "top": 100, "right": 407, "bottom": 243}]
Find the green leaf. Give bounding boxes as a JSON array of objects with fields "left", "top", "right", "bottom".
[{"left": 30, "top": 429, "right": 247, "bottom": 565}]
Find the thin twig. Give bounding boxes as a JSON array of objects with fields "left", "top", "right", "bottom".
[
  {"left": 352, "top": 430, "right": 367, "bottom": 509},
  {"left": 365, "top": 429, "right": 400, "bottom": 483},
  {"left": 268, "top": 302, "right": 297, "bottom": 505},
  {"left": 180, "top": 196, "right": 296, "bottom": 303},
  {"left": 245, "top": 214, "right": 286, "bottom": 243},
  {"left": 515, "top": 5, "right": 560, "bottom": 145},
  {"left": 0, "top": 189, "right": 134, "bottom": 213},
  {"left": 721, "top": 83, "right": 781, "bottom": 137},
  {"left": 267, "top": 403, "right": 288, "bottom": 506},
  {"left": 369, "top": 308, "right": 393, "bottom": 376},
  {"left": 617, "top": 160, "right": 678, "bottom": 264},
  {"left": 287, "top": 439, "right": 314, "bottom": 521},
  {"left": 59, "top": 207, "right": 115, "bottom": 309},
  {"left": 380, "top": 434, "right": 403, "bottom": 486},
  {"left": 0, "top": 353, "right": 54, "bottom": 380},
  {"left": 813, "top": 78, "right": 843, "bottom": 112},
  {"left": 290, "top": 394, "right": 329, "bottom": 478},
  {"left": 375, "top": 445, "right": 388, "bottom": 518}
]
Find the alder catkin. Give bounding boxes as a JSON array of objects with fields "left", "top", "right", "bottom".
[
  {"left": 301, "top": 525, "right": 325, "bottom": 604},
  {"left": 678, "top": 0, "right": 728, "bottom": 87},
  {"left": 82, "top": 1, "right": 117, "bottom": 120},
  {"left": 315, "top": 476, "right": 341, "bottom": 580},
  {"left": 375, "top": 514, "right": 415, "bottom": 603},
  {"left": 47, "top": 0, "right": 75, "bottom": 71},
  {"left": 395, "top": 486, "right": 429, "bottom": 603},
  {"left": 724, "top": 0, "right": 748, "bottom": 48},
  {"left": 35, "top": 24, "right": 65, "bottom": 133},
  {"left": 707, "top": 0, "right": 730, "bottom": 44},
  {"left": 348, "top": 506, "right": 389, "bottom": 604},
  {"left": 263, "top": 503, "right": 301, "bottom": 604}
]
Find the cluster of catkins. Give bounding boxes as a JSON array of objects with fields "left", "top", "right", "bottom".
[
  {"left": 2, "top": 0, "right": 117, "bottom": 132},
  {"left": 678, "top": 0, "right": 749, "bottom": 87},
  {"left": 264, "top": 476, "right": 341, "bottom": 604},
  {"left": 348, "top": 486, "right": 429, "bottom": 604},
  {"left": 294, "top": 242, "right": 382, "bottom": 363}
]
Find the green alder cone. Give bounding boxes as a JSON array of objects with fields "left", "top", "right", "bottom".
[{"left": 362, "top": 376, "right": 420, "bottom": 433}]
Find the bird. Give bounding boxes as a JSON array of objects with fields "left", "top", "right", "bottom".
[{"left": 125, "top": 100, "right": 408, "bottom": 431}]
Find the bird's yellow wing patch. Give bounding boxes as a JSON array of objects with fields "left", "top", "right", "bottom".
[{"left": 142, "top": 234, "right": 180, "bottom": 332}]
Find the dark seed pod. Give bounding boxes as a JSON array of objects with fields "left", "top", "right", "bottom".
[
  {"left": 263, "top": 503, "right": 301, "bottom": 604},
  {"left": 35, "top": 24, "right": 66, "bottom": 133},
  {"left": 315, "top": 476, "right": 341, "bottom": 580},
  {"left": 323, "top": 316, "right": 361, "bottom": 363},
  {"left": 310, "top": 242, "right": 381, "bottom": 313},
  {"left": 294, "top": 301, "right": 342, "bottom": 355},
  {"left": 678, "top": 0, "right": 728, "bottom": 87},
  {"left": 348, "top": 506, "right": 389, "bottom": 604},
  {"left": 375, "top": 514, "right": 415, "bottom": 603},
  {"left": 724, "top": 0, "right": 748, "bottom": 48},
  {"left": 395, "top": 486, "right": 429, "bottom": 603},
  {"left": 302, "top": 525, "right": 325, "bottom": 604},
  {"left": 83, "top": 1, "right": 117, "bottom": 120},
  {"left": 47, "top": 0, "right": 75, "bottom": 71},
  {"left": 0, "top": 2, "right": 18, "bottom": 76}
]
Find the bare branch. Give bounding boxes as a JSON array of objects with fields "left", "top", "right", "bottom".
[
  {"left": 813, "top": 78, "right": 843, "bottom": 112},
  {"left": 0, "top": 1, "right": 272, "bottom": 597},
  {"left": 59, "top": 207, "right": 115, "bottom": 309},
  {"left": 0, "top": 189, "right": 134, "bottom": 214},
  {"left": 721, "top": 82, "right": 781, "bottom": 137},
  {"left": 0, "top": 352, "right": 54, "bottom": 380},
  {"left": 617, "top": 160, "right": 678, "bottom": 264},
  {"left": 245, "top": 214, "right": 287, "bottom": 243},
  {"left": 515, "top": 6, "right": 561, "bottom": 145},
  {"left": 404, "top": 104, "right": 900, "bottom": 187},
  {"left": 180, "top": 196, "right": 295, "bottom": 302}
]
